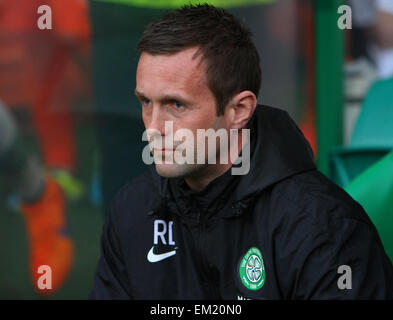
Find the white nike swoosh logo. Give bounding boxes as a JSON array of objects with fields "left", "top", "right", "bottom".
[{"left": 147, "top": 246, "right": 177, "bottom": 263}]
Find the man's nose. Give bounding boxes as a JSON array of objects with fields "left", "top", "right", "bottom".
[{"left": 146, "top": 105, "right": 166, "bottom": 135}]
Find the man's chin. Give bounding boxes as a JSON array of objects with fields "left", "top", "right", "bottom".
[{"left": 154, "top": 163, "right": 200, "bottom": 179}]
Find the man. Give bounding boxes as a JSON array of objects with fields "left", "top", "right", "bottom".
[
  {"left": 90, "top": 4, "right": 393, "bottom": 299},
  {"left": 89, "top": 0, "right": 272, "bottom": 215}
]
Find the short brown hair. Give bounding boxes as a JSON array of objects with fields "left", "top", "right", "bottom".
[{"left": 137, "top": 4, "right": 261, "bottom": 115}]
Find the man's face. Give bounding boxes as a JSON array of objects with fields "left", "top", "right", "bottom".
[{"left": 135, "top": 46, "right": 228, "bottom": 178}]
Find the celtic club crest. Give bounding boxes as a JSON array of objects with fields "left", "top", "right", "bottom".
[{"left": 239, "top": 247, "right": 265, "bottom": 290}]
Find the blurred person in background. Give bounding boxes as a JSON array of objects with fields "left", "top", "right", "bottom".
[
  {"left": 372, "top": 0, "right": 393, "bottom": 79},
  {"left": 0, "top": 0, "right": 90, "bottom": 200},
  {"left": 0, "top": 99, "right": 73, "bottom": 295},
  {"left": 0, "top": 0, "right": 91, "bottom": 294},
  {"left": 345, "top": 0, "right": 393, "bottom": 143},
  {"left": 347, "top": 0, "right": 393, "bottom": 81}
]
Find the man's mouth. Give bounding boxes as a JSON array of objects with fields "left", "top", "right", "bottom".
[{"left": 154, "top": 149, "right": 172, "bottom": 152}]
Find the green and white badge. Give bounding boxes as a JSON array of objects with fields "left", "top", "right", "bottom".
[{"left": 239, "top": 247, "right": 266, "bottom": 290}]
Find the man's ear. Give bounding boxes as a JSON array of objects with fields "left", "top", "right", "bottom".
[{"left": 226, "top": 91, "right": 257, "bottom": 129}]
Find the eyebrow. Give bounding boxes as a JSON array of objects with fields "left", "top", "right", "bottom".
[
  {"left": 134, "top": 89, "right": 145, "bottom": 98},
  {"left": 134, "top": 89, "right": 191, "bottom": 105}
]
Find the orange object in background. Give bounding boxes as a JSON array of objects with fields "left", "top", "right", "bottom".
[
  {"left": 51, "top": 0, "right": 91, "bottom": 41},
  {"left": 33, "top": 0, "right": 91, "bottom": 170},
  {"left": 0, "top": 0, "right": 91, "bottom": 170},
  {"left": 0, "top": 0, "right": 37, "bottom": 109},
  {"left": 0, "top": 1, "right": 91, "bottom": 295},
  {"left": 21, "top": 178, "right": 74, "bottom": 295}
]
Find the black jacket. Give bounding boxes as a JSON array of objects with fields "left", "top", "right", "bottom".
[{"left": 90, "top": 105, "right": 393, "bottom": 299}]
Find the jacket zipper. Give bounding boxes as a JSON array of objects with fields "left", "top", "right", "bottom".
[{"left": 198, "top": 212, "right": 221, "bottom": 299}]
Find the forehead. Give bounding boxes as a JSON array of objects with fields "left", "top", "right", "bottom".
[{"left": 136, "top": 47, "right": 208, "bottom": 95}]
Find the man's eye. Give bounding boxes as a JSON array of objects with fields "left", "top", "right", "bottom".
[
  {"left": 173, "top": 101, "right": 183, "bottom": 109},
  {"left": 142, "top": 98, "right": 151, "bottom": 106}
]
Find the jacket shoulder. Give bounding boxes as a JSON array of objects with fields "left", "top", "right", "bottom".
[
  {"left": 266, "top": 169, "right": 393, "bottom": 299},
  {"left": 270, "top": 169, "right": 376, "bottom": 231}
]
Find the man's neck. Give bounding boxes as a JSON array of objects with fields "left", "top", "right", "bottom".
[
  {"left": 184, "top": 130, "right": 246, "bottom": 192},
  {"left": 184, "top": 162, "right": 233, "bottom": 192}
]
